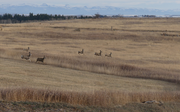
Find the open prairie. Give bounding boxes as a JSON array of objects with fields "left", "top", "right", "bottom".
[{"left": 0, "top": 18, "right": 180, "bottom": 107}]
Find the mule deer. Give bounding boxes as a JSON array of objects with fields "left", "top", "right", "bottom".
[
  {"left": 23, "top": 47, "right": 30, "bottom": 52},
  {"left": 36, "top": 56, "right": 45, "bottom": 63},
  {"left": 95, "top": 50, "right": 102, "bottom": 56},
  {"left": 105, "top": 52, "right": 112, "bottom": 57},
  {"left": 21, "top": 52, "right": 32, "bottom": 62},
  {"left": 78, "top": 49, "right": 84, "bottom": 54}
]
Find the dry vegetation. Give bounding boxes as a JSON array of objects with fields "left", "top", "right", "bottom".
[{"left": 0, "top": 18, "right": 180, "bottom": 107}]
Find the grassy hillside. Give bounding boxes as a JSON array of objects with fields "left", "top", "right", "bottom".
[{"left": 0, "top": 18, "right": 180, "bottom": 107}]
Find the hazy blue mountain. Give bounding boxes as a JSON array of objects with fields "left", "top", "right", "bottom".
[{"left": 0, "top": 4, "right": 180, "bottom": 15}]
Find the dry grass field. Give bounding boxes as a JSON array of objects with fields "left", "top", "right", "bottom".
[{"left": 0, "top": 18, "right": 180, "bottom": 107}]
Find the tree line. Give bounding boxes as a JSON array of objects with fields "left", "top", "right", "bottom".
[{"left": 0, "top": 13, "right": 92, "bottom": 23}]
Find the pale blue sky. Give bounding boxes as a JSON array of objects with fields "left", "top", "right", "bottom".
[{"left": 1, "top": 0, "right": 180, "bottom": 10}]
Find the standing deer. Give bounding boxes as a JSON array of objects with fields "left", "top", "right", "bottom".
[
  {"left": 95, "top": 50, "right": 102, "bottom": 56},
  {"left": 78, "top": 49, "right": 84, "bottom": 54},
  {"left": 21, "top": 52, "right": 32, "bottom": 62},
  {"left": 36, "top": 56, "right": 45, "bottom": 63},
  {"left": 23, "top": 47, "right": 30, "bottom": 52},
  {"left": 105, "top": 52, "right": 112, "bottom": 57}
]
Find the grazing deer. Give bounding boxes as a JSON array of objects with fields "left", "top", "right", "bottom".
[
  {"left": 95, "top": 50, "right": 102, "bottom": 56},
  {"left": 36, "top": 56, "right": 45, "bottom": 63},
  {"left": 23, "top": 47, "right": 30, "bottom": 52},
  {"left": 105, "top": 52, "right": 112, "bottom": 57},
  {"left": 78, "top": 49, "right": 84, "bottom": 54},
  {"left": 21, "top": 52, "right": 32, "bottom": 62}
]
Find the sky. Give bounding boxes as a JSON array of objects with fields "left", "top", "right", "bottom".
[{"left": 1, "top": 0, "right": 180, "bottom": 10}]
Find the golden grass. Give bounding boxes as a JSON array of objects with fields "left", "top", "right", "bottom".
[
  {"left": 0, "top": 18, "right": 180, "bottom": 106},
  {"left": 1, "top": 58, "right": 179, "bottom": 92},
  {"left": 0, "top": 88, "right": 180, "bottom": 107},
  {"left": 1, "top": 56, "right": 179, "bottom": 106}
]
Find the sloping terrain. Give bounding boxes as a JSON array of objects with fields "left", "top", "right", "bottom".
[
  {"left": 0, "top": 18, "right": 180, "bottom": 109},
  {"left": 1, "top": 57, "right": 179, "bottom": 92}
]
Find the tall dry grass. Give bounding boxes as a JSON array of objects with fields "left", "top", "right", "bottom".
[
  {"left": 0, "top": 87, "right": 180, "bottom": 107},
  {"left": 45, "top": 55, "right": 180, "bottom": 84},
  {"left": 1, "top": 18, "right": 180, "bottom": 106},
  {"left": 0, "top": 48, "right": 180, "bottom": 84}
]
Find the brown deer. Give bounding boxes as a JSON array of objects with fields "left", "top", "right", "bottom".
[
  {"left": 23, "top": 47, "right": 30, "bottom": 52},
  {"left": 105, "top": 52, "right": 112, "bottom": 57},
  {"left": 78, "top": 49, "right": 84, "bottom": 54},
  {"left": 95, "top": 50, "right": 102, "bottom": 56},
  {"left": 21, "top": 52, "right": 32, "bottom": 62},
  {"left": 36, "top": 56, "right": 45, "bottom": 63}
]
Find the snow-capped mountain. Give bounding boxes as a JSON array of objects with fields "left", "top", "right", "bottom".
[{"left": 0, "top": 4, "right": 180, "bottom": 15}]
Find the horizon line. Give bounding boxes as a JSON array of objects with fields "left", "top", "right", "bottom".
[{"left": 0, "top": 3, "right": 178, "bottom": 11}]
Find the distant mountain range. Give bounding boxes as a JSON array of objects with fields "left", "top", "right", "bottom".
[{"left": 0, "top": 4, "right": 180, "bottom": 16}]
